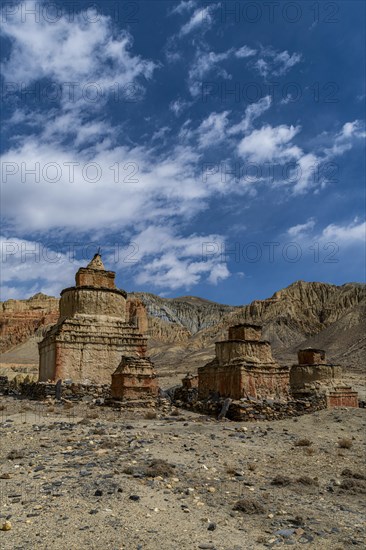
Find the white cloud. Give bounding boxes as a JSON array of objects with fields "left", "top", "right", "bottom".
[
  {"left": 0, "top": 227, "right": 231, "bottom": 297},
  {"left": 121, "top": 226, "right": 229, "bottom": 290},
  {"left": 0, "top": 236, "right": 83, "bottom": 299},
  {"left": 197, "top": 111, "right": 230, "bottom": 149},
  {"left": 320, "top": 219, "right": 366, "bottom": 244},
  {"left": 180, "top": 6, "right": 214, "bottom": 35},
  {"left": 291, "top": 153, "right": 319, "bottom": 194},
  {"left": 324, "top": 120, "right": 366, "bottom": 157},
  {"left": 228, "top": 96, "right": 272, "bottom": 135},
  {"left": 187, "top": 97, "right": 271, "bottom": 151},
  {"left": 170, "top": 0, "right": 197, "bottom": 16},
  {"left": 188, "top": 48, "right": 233, "bottom": 96},
  {"left": 286, "top": 218, "right": 366, "bottom": 247},
  {"left": 234, "top": 46, "right": 257, "bottom": 58},
  {"left": 287, "top": 218, "right": 316, "bottom": 238},
  {"left": 254, "top": 48, "right": 302, "bottom": 78},
  {"left": 169, "top": 98, "right": 191, "bottom": 116},
  {"left": 187, "top": 43, "right": 297, "bottom": 96},
  {"left": 237, "top": 124, "right": 301, "bottom": 162},
  {"left": 208, "top": 263, "right": 230, "bottom": 285},
  {"left": 1, "top": 3, "right": 157, "bottom": 109}
]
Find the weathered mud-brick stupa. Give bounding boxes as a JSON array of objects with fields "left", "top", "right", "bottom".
[
  {"left": 290, "top": 348, "right": 359, "bottom": 407},
  {"left": 198, "top": 323, "right": 289, "bottom": 400},
  {"left": 38, "top": 254, "right": 158, "bottom": 398}
]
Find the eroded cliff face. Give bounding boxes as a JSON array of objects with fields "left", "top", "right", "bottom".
[
  {"left": 0, "top": 294, "right": 59, "bottom": 353},
  {"left": 130, "top": 292, "right": 237, "bottom": 336}
]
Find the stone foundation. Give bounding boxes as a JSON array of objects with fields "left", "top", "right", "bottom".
[{"left": 326, "top": 386, "right": 359, "bottom": 408}]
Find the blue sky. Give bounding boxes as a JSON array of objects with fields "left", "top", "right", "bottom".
[{"left": 1, "top": 0, "right": 365, "bottom": 304}]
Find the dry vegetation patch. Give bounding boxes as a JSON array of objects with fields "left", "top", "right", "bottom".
[
  {"left": 338, "top": 438, "right": 353, "bottom": 449},
  {"left": 233, "top": 498, "right": 265, "bottom": 514},
  {"left": 294, "top": 438, "right": 313, "bottom": 447}
]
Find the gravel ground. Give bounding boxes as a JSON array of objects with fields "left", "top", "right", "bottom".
[{"left": 0, "top": 398, "right": 365, "bottom": 550}]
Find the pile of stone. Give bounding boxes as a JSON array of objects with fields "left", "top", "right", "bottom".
[
  {"left": 0, "top": 375, "right": 9, "bottom": 394},
  {"left": 172, "top": 390, "right": 327, "bottom": 421},
  {"left": 227, "top": 395, "right": 327, "bottom": 421}
]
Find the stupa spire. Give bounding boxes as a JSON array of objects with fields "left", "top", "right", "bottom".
[{"left": 87, "top": 252, "right": 105, "bottom": 271}]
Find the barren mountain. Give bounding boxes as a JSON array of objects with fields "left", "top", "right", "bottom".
[{"left": 1, "top": 281, "right": 365, "bottom": 386}]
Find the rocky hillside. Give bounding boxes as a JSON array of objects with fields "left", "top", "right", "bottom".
[
  {"left": 0, "top": 293, "right": 59, "bottom": 354},
  {"left": 1, "top": 282, "right": 365, "bottom": 385},
  {"left": 130, "top": 292, "right": 237, "bottom": 343}
]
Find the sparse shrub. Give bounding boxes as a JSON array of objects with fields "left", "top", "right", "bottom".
[
  {"left": 226, "top": 467, "right": 237, "bottom": 475},
  {"left": 294, "top": 438, "right": 313, "bottom": 447},
  {"left": 233, "top": 498, "right": 265, "bottom": 514},
  {"left": 87, "top": 411, "right": 99, "bottom": 420},
  {"left": 271, "top": 475, "right": 292, "bottom": 486},
  {"left": 123, "top": 466, "right": 135, "bottom": 475},
  {"left": 78, "top": 417, "right": 91, "bottom": 425},
  {"left": 339, "top": 478, "right": 366, "bottom": 494},
  {"left": 304, "top": 447, "right": 315, "bottom": 456},
  {"left": 171, "top": 408, "right": 180, "bottom": 416},
  {"left": 0, "top": 404, "right": 6, "bottom": 411},
  {"left": 123, "top": 459, "right": 175, "bottom": 478},
  {"left": 338, "top": 438, "right": 352, "bottom": 449},
  {"left": 296, "top": 476, "right": 318, "bottom": 486},
  {"left": 144, "top": 410, "right": 157, "bottom": 420},
  {"left": 342, "top": 468, "right": 365, "bottom": 480},
  {"left": 7, "top": 449, "right": 25, "bottom": 460},
  {"left": 248, "top": 463, "right": 257, "bottom": 472},
  {"left": 145, "top": 459, "right": 175, "bottom": 478},
  {"left": 63, "top": 402, "right": 74, "bottom": 410}
]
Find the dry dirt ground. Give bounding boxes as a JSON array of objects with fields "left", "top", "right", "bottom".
[{"left": 0, "top": 398, "right": 365, "bottom": 550}]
